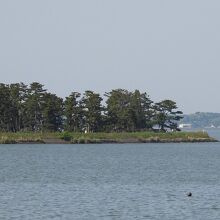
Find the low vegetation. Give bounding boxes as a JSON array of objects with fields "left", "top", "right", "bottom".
[{"left": 0, "top": 131, "right": 216, "bottom": 144}]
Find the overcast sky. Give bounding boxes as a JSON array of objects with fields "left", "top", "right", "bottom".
[{"left": 0, "top": 0, "right": 219, "bottom": 114}]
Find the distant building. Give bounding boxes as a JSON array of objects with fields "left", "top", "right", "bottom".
[
  {"left": 178, "top": 124, "right": 192, "bottom": 129},
  {"left": 205, "top": 124, "right": 216, "bottom": 129}
]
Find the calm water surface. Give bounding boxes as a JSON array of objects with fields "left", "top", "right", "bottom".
[{"left": 0, "top": 141, "right": 220, "bottom": 219}]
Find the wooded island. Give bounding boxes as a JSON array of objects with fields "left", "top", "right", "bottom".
[{"left": 0, "top": 82, "right": 216, "bottom": 143}]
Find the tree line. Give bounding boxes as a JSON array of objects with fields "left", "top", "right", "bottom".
[{"left": 0, "top": 82, "right": 183, "bottom": 132}]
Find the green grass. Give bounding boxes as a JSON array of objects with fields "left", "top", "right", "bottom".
[
  {"left": 0, "top": 131, "right": 215, "bottom": 144},
  {"left": 68, "top": 131, "right": 210, "bottom": 139},
  {"left": 0, "top": 132, "right": 60, "bottom": 144}
]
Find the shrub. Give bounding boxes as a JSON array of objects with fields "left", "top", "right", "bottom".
[{"left": 60, "top": 131, "right": 72, "bottom": 141}]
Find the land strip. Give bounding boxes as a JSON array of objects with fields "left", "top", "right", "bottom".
[{"left": 0, "top": 131, "right": 217, "bottom": 144}]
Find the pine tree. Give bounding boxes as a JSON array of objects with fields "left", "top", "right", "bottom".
[
  {"left": 24, "top": 82, "right": 46, "bottom": 131},
  {"left": 42, "top": 93, "right": 63, "bottom": 131},
  {"left": 81, "top": 91, "right": 103, "bottom": 132},
  {"left": 0, "top": 84, "right": 11, "bottom": 131},
  {"left": 64, "top": 92, "right": 82, "bottom": 132},
  {"left": 154, "top": 100, "right": 183, "bottom": 131},
  {"left": 105, "top": 89, "right": 133, "bottom": 131}
]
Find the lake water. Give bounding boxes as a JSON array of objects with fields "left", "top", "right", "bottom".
[{"left": 0, "top": 132, "right": 220, "bottom": 219}]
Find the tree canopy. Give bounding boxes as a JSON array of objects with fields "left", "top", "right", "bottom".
[{"left": 0, "top": 82, "right": 183, "bottom": 132}]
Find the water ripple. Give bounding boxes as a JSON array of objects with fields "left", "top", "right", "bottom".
[{"left": 0, "top": 143, "right": 219, "bottom": 219}]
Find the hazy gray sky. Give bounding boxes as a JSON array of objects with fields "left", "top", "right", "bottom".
[{"left": 0, "top": 0, "right": 219, "bottom": 113}]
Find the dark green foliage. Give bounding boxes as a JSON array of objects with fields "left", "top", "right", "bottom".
[
  {"left": 81, "top": 91, "right": 103, "bottom": 132},
  {"left": 130, "top": 90, "right": 154, "bottom": 130},
  {"left": 105, "top": 89, "right": 133, "bottom": 131},
  {"left": 0, "top": 82, "right": 183, "bottom": 132},
  {"left": 60, "top": 131, "right": 72, "bottom": 141},
  {"left": 24, "top": 82, "right": 46, "bottom": 131},
  {"left": 153, "top": 100, "right": 183, "bottom": 131},
  {"left": 9, "top": 83, "right": 28, "bottom": 131},
  {"left": 0, "top": 84, "right": 11, "bottom": 131},
  {"left": 64, "top": 92, "right": 83, "bottom": 131},
  {"left": 42, "top": 93, "right": 63, "bottom": 131},
  {"left": 105, "top": 89, "right": 154, "bottom": 131}
]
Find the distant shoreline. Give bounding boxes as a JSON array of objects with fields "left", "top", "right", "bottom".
[{"left": 0, "top": 131, "right": 217, "bottom": 144}]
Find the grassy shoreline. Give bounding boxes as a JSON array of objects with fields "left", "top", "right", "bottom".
[{"left": 0, "top": 131, "right": 217, "bottom": 144}]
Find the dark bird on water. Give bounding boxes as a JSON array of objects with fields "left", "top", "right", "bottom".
[{"left": 187, "top": 192, "right": 192, "bottom": 197}]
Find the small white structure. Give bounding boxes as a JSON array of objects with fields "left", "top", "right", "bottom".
[{"left": 178, "top": 124, "right": 192, "bottom": 129}]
